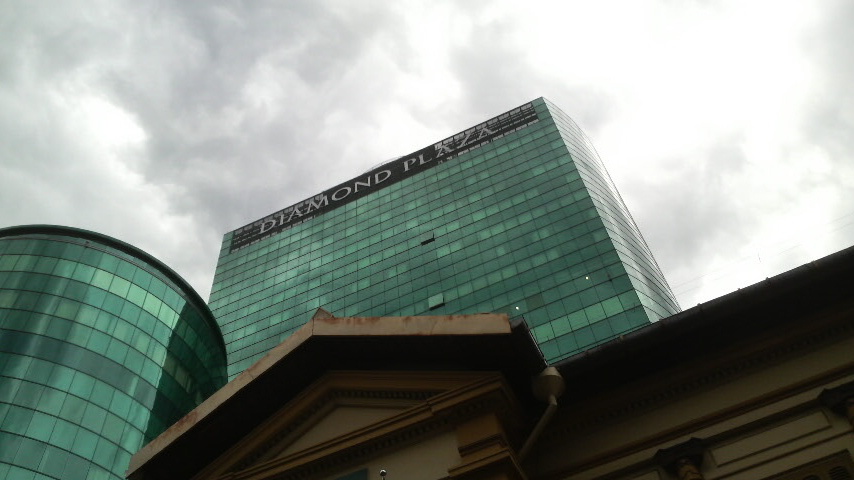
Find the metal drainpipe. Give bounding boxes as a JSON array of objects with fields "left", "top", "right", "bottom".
[{"left": 518, "top": 366, "right": 566, "bottom": 461}]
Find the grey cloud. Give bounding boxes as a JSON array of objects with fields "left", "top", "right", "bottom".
[
  {"left": 445, "top": 10, "right": 617, "bottom": 137},
  {"left": 0, "top": 1, "right": 405, "bottom": 298},
  {"left": 83, "top": 1, "right": 408, "bottom": 230},
  {"left": 799, "top": 0, "right": 854, "bottom": 252},
  {"left": 802, "top": 0, "right": 854, "bottom": 172},
  {"left": 618, "top": 135, "right": 752, "bottom": 303},
  {"left": 448, "top": 17, "right": 536, "bottom": 123}
]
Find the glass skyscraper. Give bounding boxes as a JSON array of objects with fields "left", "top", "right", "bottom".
[
  {"left": 210, "top": 98, "right": 680, "bottom": 379},
  {"left": 0, "top": 225, "right": 227, "bottom": 480}
]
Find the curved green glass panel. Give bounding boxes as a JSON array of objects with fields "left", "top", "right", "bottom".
[{"left": 0, "top": 226, "right": 227, "bottom": 480}]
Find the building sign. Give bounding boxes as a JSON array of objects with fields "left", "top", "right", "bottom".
[{"left": 229, "top": 102, "right": 539, "bottom": 252}]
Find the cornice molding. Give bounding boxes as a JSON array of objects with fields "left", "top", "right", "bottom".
[
  {"left": 534, "top": 309, "right": 854, "bottom": 479},
  {"left": 550, "top": 309, "right": 854, "bottom": 438}
]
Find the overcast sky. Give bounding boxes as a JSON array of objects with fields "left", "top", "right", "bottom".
[{"left": 2, "top": 0, "right": 852, "bottom": 309}]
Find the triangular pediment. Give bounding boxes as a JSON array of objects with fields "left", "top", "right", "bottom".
[
  {"left": 195, "top": 370, "right": 510, "bottom": 480},
  {"left": 280, "top": 402, "right": 410, "bottom": 457}
]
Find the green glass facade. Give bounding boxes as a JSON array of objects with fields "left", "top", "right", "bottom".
[
  {"left": 210, "top": 98, "right": 680, "bottom": 379},
  {"left": 0, "top": 226, "right": 227, "bottom": 480}
]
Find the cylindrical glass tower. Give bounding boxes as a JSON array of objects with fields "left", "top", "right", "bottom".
[{"left": 0, "top": 225, "right": 227, "bottom": 480}]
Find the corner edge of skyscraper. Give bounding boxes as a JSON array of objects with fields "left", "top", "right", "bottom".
[
  {"left": 0, "top": 224, "right": 228, "bottom": 480},
  {"left": 539, "top": 98, "right": 682, "bottom": 319}
]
